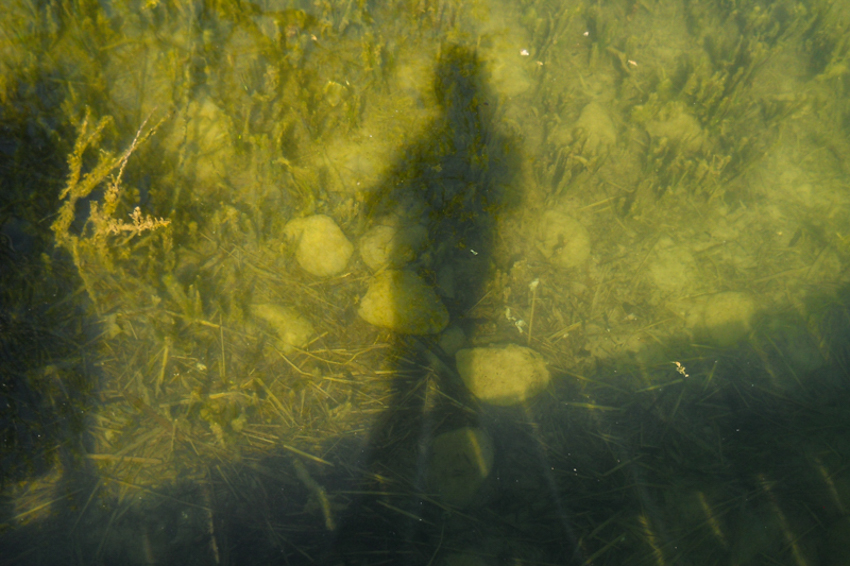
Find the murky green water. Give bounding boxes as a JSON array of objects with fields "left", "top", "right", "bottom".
[{"left": 3, "top": 0, "right": 850, "bottom": 564}]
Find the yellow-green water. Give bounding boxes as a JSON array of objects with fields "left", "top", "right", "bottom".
[{"left": 2, "top": 0, "right": 850, "bottom": 564}]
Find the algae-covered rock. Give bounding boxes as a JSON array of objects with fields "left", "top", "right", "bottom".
[
  {"left": 439, "top": 325, "right": 467, "bottom": 357},
  {"left": 686, "top": 292, "right": 757, "bottom": 347},
  {"left": 475, "top": 0, "right": 533, "bottom": 101},
  {"left": 537, "top": 210, "right": 591, "bottom": 269},
  {"left": 575, "top": 102, "right": 617, "bottom": 154},
  {"left": 317, "top": 52, "right": 439, "bottom": 195},
  {"left": 646, "top": 103, "right": 705, "bottom": 153},
  {"left": 285, "top": 214, "right": 353, "bottom": 277},
  {"left": 358, "top": 223, "right": 427, "bottom": 271},
  {"left": 251, "top": 304, "right": 314, "bottom": 353},
  {"left": 358, "top": 270, "right": 448, "bottom": 334},
  {"left": 649, "top": 237, "right": 697, "bottom": 294},
  {"left": 456, "top": 344, "right": 550, "bottom": 406},
  {"left": 428, "top": 427, "right": 495, "bottom": 508},
  {"left": 164, "top": 97, "right": 234, "bottom": 188}
]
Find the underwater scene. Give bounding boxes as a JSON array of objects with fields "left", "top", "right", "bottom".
[{"left": 2, "top": 0, "right": 850, "bottom": 564}]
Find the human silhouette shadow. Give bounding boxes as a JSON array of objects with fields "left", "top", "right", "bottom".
[{"left": 319, "top": 43, "right": 560, "bottom": 565}]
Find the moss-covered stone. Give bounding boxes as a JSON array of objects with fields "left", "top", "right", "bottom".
[
  {"left": 285, "top": 214, "right": 353, "bottom": 277},
  {"left": 427, "top": 427, "right": 495, "bottom": 508},
  {"left": 536, "top": 210, "right": 591, "bottom": 270},
  {"left": 456, "top": 344, "right": 550, "bottom": 406},
  {"left": 357, "top": 269, "right": 448, "bottom": 334},
  {"left": 686, "top": 292, "right": 757, "bottom": 347},
  {"left": 251, "top": 304, "right": 315, "bottom": 354},
  {"left": 358, "top": 222, "right": 427, "bottom": 271}
]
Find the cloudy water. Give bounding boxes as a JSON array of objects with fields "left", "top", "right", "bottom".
[{"left": 2, "top": 0, "right": 850, "bottom": 564}]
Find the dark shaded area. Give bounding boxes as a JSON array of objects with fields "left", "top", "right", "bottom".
[
  {"left": 0, "top": 69, "right": 95, "bottom": 491},
  {"left": 315, "top": 43, "right": 561, "bottom": 564}
]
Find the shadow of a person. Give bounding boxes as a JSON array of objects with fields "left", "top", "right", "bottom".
[{"left": 324, "top": 42, "right": 532, "bottom": 565}]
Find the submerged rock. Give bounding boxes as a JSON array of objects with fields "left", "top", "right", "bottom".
[
  {"left": 537, "top": 210, "right": 591, "bottom": 269},
  {"left": 317, "top": 52, "right": 439, "bottom": 195},
  {"left": 686, "top": 292, "right": 757, "bottom": 347},
  {"left": 646, "top": 103, "right": 706, "bottom": 153},
  {"left": 456, "top": 343, "right": 550, "bottom": 406},
  {"left": 251, "top": 304, "right": 314, "bottom": 354},
  {"left": 575, "top": 101, "right": 617, "bottom": 154},
  {"left": 649, "top": 237, "right": 697, "bottom": 294},
  {"left": 358, "top": 223, "right": 427, "bottom": 271},
  {"left": 285, "top": 214, "right": 353, "bottom": 277},
  {"left": 358, "top": 270, "right": 449, "bottom": 334},
  {"left": 428, "top": 427, "right": 495, "bottom": 508}
]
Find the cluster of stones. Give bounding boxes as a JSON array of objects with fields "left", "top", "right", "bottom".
[{"left": 258, "top": 212, "right": 554, "bottom": 511}]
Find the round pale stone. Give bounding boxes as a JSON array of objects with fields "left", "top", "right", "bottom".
[
  {"left": 439, "top": 325, "right": 466, "bottom": 357},
  {"left": 686, "top": 292, "right": 757, "bottom": 347},
  {"left": 702, "top": 292, "right": 757, "bottom": 347},
  {"left": 358, "top": 270, "right": 449, "bottom": 334},
  {"left": 359, "top": 225, "right": 398, "bottom": 271},
  {"left": 537, "top": 210, "right": 590, "bottom": 269},
  {"left": 649, "top": 237, "right": 697, "bottom": 294},
  {"left": 251, "top": 304, "right": 314, "bottom": 353},
  {"left": 285, "top": 215, "right": 353, "bottom": 277},
  {"left": 646, "top": 103, "right": 705, "bottom": 153},
  {"left": 456, "top": 344, "right": 550, "bottom": 406},
  {"left": 575, "top": 102, "right": 617, "bottom": 154},
  {"left": 428, "top": 427, "right": 494, "bottom": 508},
  {"left": 358, "top": 223, "right": 427, "bottom": 271}
]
